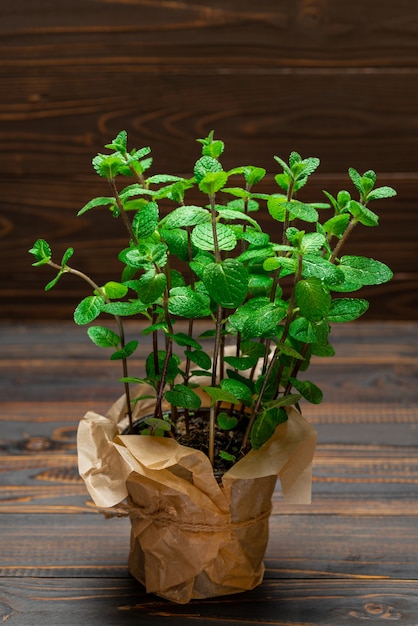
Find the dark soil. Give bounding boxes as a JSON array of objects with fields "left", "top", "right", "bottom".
[{"left": 129, "top": 408, "right": 248, "bottom": 480}]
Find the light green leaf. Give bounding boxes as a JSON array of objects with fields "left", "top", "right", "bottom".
[
  {"left": 136, "top": 271, "right": 167, "bottom": 304},
  {"left": 101, "top": 281, "right": 128, "bottom": 299},
  {"left": 132, "top": 201, "right": 159, "bottom": 239},
  {"left": 191, "top": 222, "right": 237, "bottom": 252},
  {"left": 87, "top": 325, "right": 120, "bottom": 348},
  {"left": 161, "top": 205, "right": 210, "bottom": 229},
  {"left": 29, "top": 239, "right": 52, "bottom": 266},
  {"left": 168, "top": 286, "right": 211, "bottom": 318},
  {"left": 198, "top": 171, "right": 229, "bottom": 195},
  {"left": 327, "top": 297, "right": 369, "bottom": 322},
  {"left": 295, "top": 277, "right": 331, "bottom": 321},
  {"left": 339, "top": 256, "right": 393, "bottom": 286},
  {"left": 73, "top": 295, "right": 104, "bottom": 325},
  {"left": 217, "top": 412, "right": 239, "bottom": 431},
  {"left": 202, "top": 386, "right": 241, "bottom": 406},
  {"left": 77, "top": 196, "right": 115, "bottom": 216}
]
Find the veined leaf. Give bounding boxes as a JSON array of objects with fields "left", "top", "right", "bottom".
[
  {"left": 73, "top": 295, "right": 104, "bottom": 325},
  {"left": 136, "top": 271, "right": 167, "bottom": 304},
  {"left": 191, "top": 222, "right": 237, "bottom": 252},
  {"left": 164, "top": 384, "right": 202, "bottom": 410},
  {"left": 168, "top": 286, "right": 211, "bottom": 318},
  {"left": 87, "top": 325, "right": 120, "bottom": 348},
  {"left": 339, "top": 256, "right": 393, "bottom": 286},
  {"left": 132, "top": 201, "right": 159, "bottom": 240},
  {"left": 289, "top": 378, "right": 323, "bottom": 404},
  {"left": 250, "top": 407, "right": 289, "bottom": 450},
  {"left": 295, "top": 278, "right": 331, "bottom": 322},
  {"left": 202, "top": 386, "right": 241, "bottom": 406},
  {"left": 77, "top": 196, "right": 115, "bottom": 216},
  {"left": 327, "top": 297, "right": 369, "bottom": 322},
  {"left": 110, "top": 340, "right": 139, "bottom": 360},
  {"left": 29, "top": 239, "right": 51, "bottom": 266},
  {"left": 202, "top": 259, "right": 248, "bottom": 307},
  {"left": 161, "top": 205, "right": 210, "bottom": 228}
]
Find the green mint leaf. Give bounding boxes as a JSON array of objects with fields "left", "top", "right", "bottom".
[
  {"left": 202, "top": 259, "right": 249, "bottom": 308},
  {"left": 136, "top": 271, "right": 167, "bottom": 304},
  {"left": 221, "top": 378, "right": 253, "bottom": 406},
  {"left": 164, "top": 384, "right": 202, "bottom": 410},
  {"left": 104, "top": 130, "right": 127, "bottom": 152},
  {"left": 161, "top": 205, "right": 210, "bottom": 229},
  {"left": 168, "top": 286, "right": 211, "bottom": 318},
  {"left": 339, "top": 256, "right": 393, "bottom": 286},
  {"left": 132, "top": 201, "right": 159, "bottom": 240},
  {"left": 327, "top": 297, "right": 369, "bottom": 322},
  {"left": 295, "top": 278, "right": 332, "bottom": 322},
  {"left": 202, "top": 386, "right": 241, "bottom": 406},
  {"left": 29, "top": 239, "right": 51, "bottom": 266},
  {"left": 87, "top": 325, "right": 120, "bottom": 348},
  {"left": 250, "top": 406, "right": 288, "bottom": 450},
  {"left": 289, "top": 378, "right": 323, "bottom": 404},
  {"left": 73, "top": 295, "right": 105, "bottom": 325},
  {"left": 101, "top": 281, "right": 128, "bottom": 299},
  {"left": 110, "top": 340, "right": 139, "bottom": 360},
  {"left": 194, "top": 156, "right": 223, "bottom": 183},
  {"left": 77, "top": 196, "right": 115, "bottom": 216},
  {"left": 217, "top": 412, "right": 239, "bottom": 431},
  {"left": 191, "top": 222, "right": 237, "bottom": 252},
  {"left": 198, "top": 171, "right": 229, "bottom": 195},
  {"left": 184, "top": 348, "right": 212, "bottom": 370}
]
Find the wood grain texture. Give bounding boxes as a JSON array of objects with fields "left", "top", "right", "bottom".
[
  {"left": 1, "top": 1, "right": 417, "bottom": 319},
  {"left": 1, "top": 320, "right": 418, "bottom": 622}
]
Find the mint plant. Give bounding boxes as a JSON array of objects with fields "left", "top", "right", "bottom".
[{"left": 30, "top": 130, "right": 395, "bottom": 469}]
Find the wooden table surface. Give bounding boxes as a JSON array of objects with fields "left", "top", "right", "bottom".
[{"left": 1, "top": 320, "right": 418, "bottom": 625}]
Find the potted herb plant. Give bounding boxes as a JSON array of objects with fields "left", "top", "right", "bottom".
[{"left": 29, "top": 130, "right": 395, "bottom": 603}]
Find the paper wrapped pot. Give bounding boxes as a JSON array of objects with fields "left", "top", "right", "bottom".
[{"left": 77, "top": 386, "right": 317, "bottom": 603}]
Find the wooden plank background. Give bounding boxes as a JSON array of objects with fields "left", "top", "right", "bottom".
[
  {"left": 1, "top": 320, "right": 418, "bottom": 623},
  {"left": 1, "top": 0, "right": 418, "bottom": 320}
]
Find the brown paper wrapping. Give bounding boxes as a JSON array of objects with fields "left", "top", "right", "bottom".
[{"left": 77, "top": 385, "right": 317, "bottom": 603}]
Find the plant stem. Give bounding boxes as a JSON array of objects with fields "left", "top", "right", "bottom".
[
  {"left": 108, "top": 178, "right": 138, "bottom": 244},
  {"left": 48, "top": 260, "right": 134, "bottom": 430},
  {"left": 209, "top": 304, "right": 223, "bottom": 466},
  {"left": 329, "top": 218, "right": 358, "bottom": 263}
]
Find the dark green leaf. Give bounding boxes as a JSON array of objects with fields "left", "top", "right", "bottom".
[
  {"left": 289, "top": 378, "right": 323, "bottom": 404},
  {"left": 250, "top": 407, "right": 288, "bottom": 450},
  {"left": 184, "top": 348, "right": 212, "bottom": 370},
  {"left": 110, "top": 339, "right": 139, "bottom": 360},
  {"left": 165, "top": 384, "right": 202, "bottom": 410},
  {"left": 202, "top": 259, "right": 248, "bottom": 307}
]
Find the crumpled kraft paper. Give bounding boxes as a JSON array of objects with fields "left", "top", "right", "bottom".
[{"left": 77, "top": 384, "right": 317, "bottom": 603}]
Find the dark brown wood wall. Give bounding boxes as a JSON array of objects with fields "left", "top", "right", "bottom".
[{"left": 1, "top": 0, "right": 418, "bottom": 320}]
